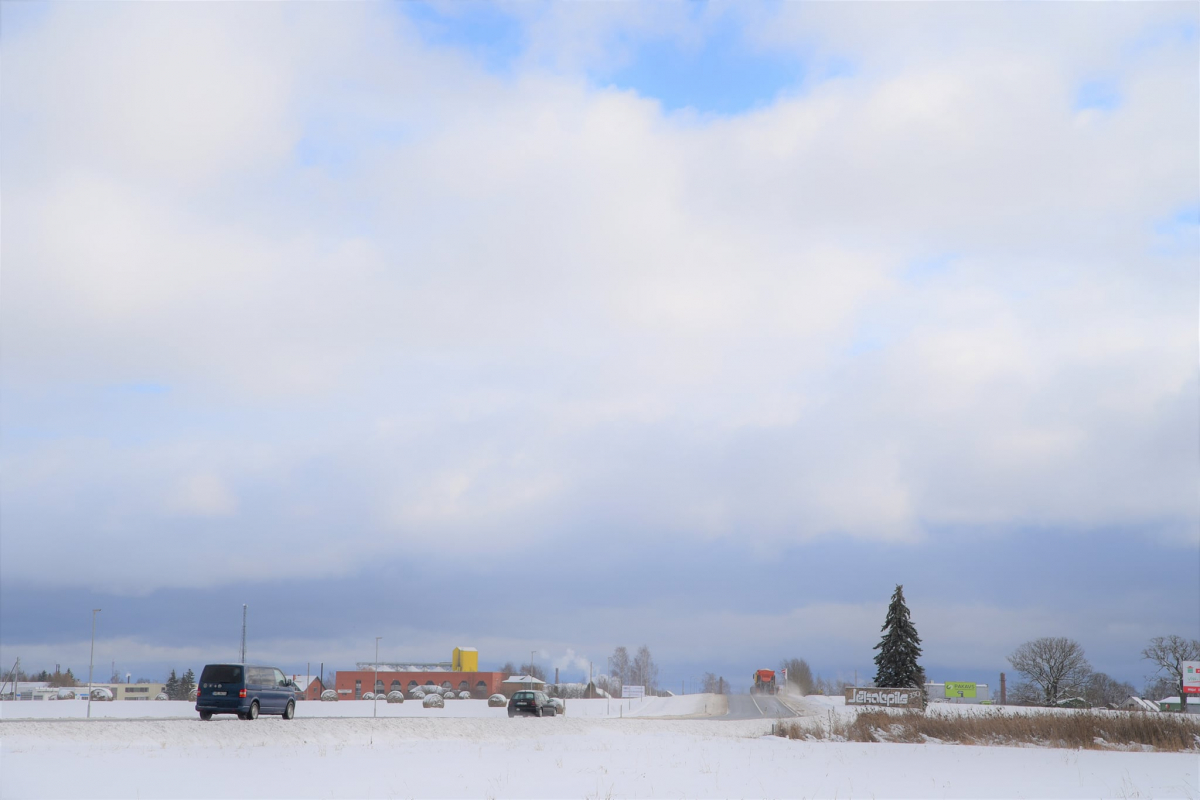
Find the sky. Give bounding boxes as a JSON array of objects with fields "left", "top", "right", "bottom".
[{"left": 1, "top": 1, "right": 1197, "bottom": 693}]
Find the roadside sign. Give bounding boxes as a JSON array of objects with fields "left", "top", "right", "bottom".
[
  {"left": 1183, "top": 662, "right": 1200, "bottom": 695},
  {"left": 622, "top": 685, "right": 646, "bottom": 699},
  {"left": 944, "top": 682, "right": 977, "bottom": 699}
]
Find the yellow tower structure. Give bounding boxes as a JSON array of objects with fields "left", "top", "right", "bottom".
[{"left": 452, "top": 647, "right": 478, "bottom": 672}]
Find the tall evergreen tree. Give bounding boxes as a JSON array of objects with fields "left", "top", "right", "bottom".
[
  {"left": 872, "top": 584, "right": 925, "bottom": 691},
  {"left": 179, "top": 668, "right": 196, "bottom": 700},
  {"left": 165, "top": 669, "right": 180, "bottom": 700}
]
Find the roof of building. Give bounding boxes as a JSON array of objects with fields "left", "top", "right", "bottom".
[
  {"left": 288, "top": 675, "right": 321, "bottom": 692},
  {"left": 501, "top": 675, "right": 546, "bottom": 685},
  {"left": 1119, "top": 696, "right": 1160, "bottom": 712},
  {"left": 1157, "top": 696, "right": 1198, "bottom": 705}
]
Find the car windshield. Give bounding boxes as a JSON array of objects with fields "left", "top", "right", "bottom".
[{"left": 201, "top": 665, "right": 242, "bottom": 683}]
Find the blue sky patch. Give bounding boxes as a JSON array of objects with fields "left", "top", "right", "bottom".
[
  {"left": 602, "top": 22, "right": 806, "bottom": 115},
  {"left": 902, "top": 253, "right": 956, "bottom": 285},
  {"left": 397, "top": 2, "right": 526, "bottom": 75},
  {"left": 1075, "top": 79, "right": 1121, "bottom": 112}
]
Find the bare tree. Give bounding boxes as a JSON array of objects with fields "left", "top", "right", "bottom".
[
  {"left": 518, "top": 662, "right": 547, "bottom": 682},
  {"left": 780, "top": 658, "right": 815, "bottom": 695},
  {"left": 1141, "top": 635, "right": 1200, "bottom": 713},
  {"left": 1143, "top": 676, "right": 1177, "bottom": 701},
  {"left": 608, "top": 647, "right": 631, "bottom": 686},
  {"left": 1007, "top": 680, "right": 1043, "bottom": 706},
  {"left": 499, "top": 661, "right": 516, "bottom": 677},
  {"left": 700, "top": 673, "right": 726, "bottom": 694},
  {"left": 631, "top": 645, "right": 658, "bottom": 692},
  {"left": 1007, "top": 637, "right": 1092, "bottom": 706},
  {"left": 1083, "top": 672, "right": 1136, "bottom": 708}
]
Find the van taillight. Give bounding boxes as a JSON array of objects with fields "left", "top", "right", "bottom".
[{"left": 239, "top": 688, "right": 247, "bottom": 698}]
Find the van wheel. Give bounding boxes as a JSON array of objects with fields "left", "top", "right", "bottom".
[
  {"left": 246, "top": 701, "right": 259, "bottom": 720},
  {"left": 199, "top": 711, "right": 213, "bottom": 721},
  {"left": 283, "top": 700, "right": 295, "bottom": 720}
]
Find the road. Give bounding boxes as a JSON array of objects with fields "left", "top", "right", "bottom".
[{"left": 723, "top": 693, "right": 800, "bottom": 720}]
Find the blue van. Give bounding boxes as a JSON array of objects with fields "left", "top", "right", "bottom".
[{"left": 196, "top": 663, "right": 299, "bottom": 721}]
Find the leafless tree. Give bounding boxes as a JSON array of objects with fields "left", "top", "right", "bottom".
[
  {"left": 700, "top": 673, "right": 726, "bottom": 694},
  {"left": 608, "top": 647, "right": 631, "bottom": 686},
  {"left": 1083, "top": 672, "right": 1136, "bottom": 708},
  {"left": 1142, "top": 676, "right": 1177, "bottom": 701},
  {"left": 1007, "top": 637, "right": 1092, "bottom": 706},
  {"left": 518, "top": 662, "right": 547, "bottom": 681},
  {"left": 780, "top": 658, "right": 815, "bottom": 695},
  {"left": 631, "top": 645, "right": 658, "bottom": 692},
  {"left": 1007, "top": 680, "right": 1043, "bottom": 706},
  {"left": 1141, "top": 635, "right": 1200, "bottom": 713}
]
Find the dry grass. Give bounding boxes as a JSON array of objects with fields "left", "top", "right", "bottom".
[{"left": 774, "top": 708, "right": 1200, "bottom": 752}]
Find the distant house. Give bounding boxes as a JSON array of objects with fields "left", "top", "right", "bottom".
[
  {"left": 1118, "top": 696, "right": 1159, "bottom": 712},
  {"left": 499, "top": 675, "right": 545, "bottom": 698},
  {"left": 1157, "top": 696, "right": 1200, "bottom": 714},
  {"left": 289, "top": 675, "right": 325, "bottom": 701}
]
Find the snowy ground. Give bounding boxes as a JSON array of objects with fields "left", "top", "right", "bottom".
[{"left": 2, "top": 696, "right": 1196, "bottom": 799}]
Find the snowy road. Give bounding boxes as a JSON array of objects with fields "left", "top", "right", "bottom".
[{"left": 722, "top": 693, "right": 801, "bottom": 720}]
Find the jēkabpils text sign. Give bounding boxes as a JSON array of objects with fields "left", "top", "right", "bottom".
[{"left": 844, "top": 687, "right": 925, "bottom": 709}]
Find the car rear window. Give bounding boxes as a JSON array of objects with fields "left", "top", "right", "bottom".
[
  {"left": 514, "top": 691, "right": 534, "bottom": 700},
  {"left": 201, "top": 665, "right": 242, "bottom": 684}
]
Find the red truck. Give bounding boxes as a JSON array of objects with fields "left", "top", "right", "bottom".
[{"left": 751, "top": 669, "right": 777, "bottom": 695}]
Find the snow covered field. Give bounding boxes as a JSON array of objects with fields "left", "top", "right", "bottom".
[{"left": 2, "top": 697, "right": 1196, "bottom": 799}]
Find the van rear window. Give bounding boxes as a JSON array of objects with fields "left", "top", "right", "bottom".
[{"left": 201, "top": 665, "right": 242, "bottom": 683}]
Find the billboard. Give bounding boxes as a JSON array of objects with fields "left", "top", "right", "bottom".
[
  {"left": 1183, "top": 662, "right": 1200, "bottom": 696},
  {"left": 845, "top": 687, "right": 924, "bottom": 709},
  {"left": 945, "top": 682, "right": 977, "bottom": 699},
  {"left": 622, "top": 685, "right": 646, "bottom": 699}
]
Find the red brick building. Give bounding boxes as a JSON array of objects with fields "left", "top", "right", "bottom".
[
  {"left": 335, "top": 670, "right": 506, "bottom": 699},
  {"left": 286, "top": 675, "right": 326, "bottom": 701}
]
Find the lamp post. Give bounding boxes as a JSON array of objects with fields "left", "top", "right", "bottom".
[
  {"left": 87, "top": 609, "right": 100, "bottom": 719},
  {"left": 374, "top": 637, "right": 381, "bottom": 718}
]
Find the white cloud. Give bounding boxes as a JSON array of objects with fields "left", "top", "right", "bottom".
[
  {"left": 1, "top": 3, "right": 1195, "bottom": 593},
  {"left": 166, "top": 473, "right": 238, "bottom": 518}
]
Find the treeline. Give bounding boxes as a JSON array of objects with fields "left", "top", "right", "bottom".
[
  {"left": 778, "top": 658, "right": 856, "bottom": 696},
  {"left": 164, "top": 669, "right": 197, "bottom": 700},
  {"left": 1007, "top": 634, "right": 1199, "bottom": 708},
  {"left": 2, "top": 658, "right": 195, "bottom": 691},
  {"left": 499, "top": 645, "right": 661, "bottom": 695}
]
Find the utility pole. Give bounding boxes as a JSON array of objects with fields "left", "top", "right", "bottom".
[
  {"left": 374, "top": 637, "right": 381, "bottom": 718},
  {"left": 87, "top": 609, "right": 100, "bottom": 719},
  {"left": 240, "top": 604, "right": 247, "bottom": 663}
]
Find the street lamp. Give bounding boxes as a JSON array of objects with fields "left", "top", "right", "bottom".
[
  {"left": 374, "top": 637, "right": 381, "bottom": 718},
  {"left": 87, "top": 609, "right": 100, "bottom": 719}
]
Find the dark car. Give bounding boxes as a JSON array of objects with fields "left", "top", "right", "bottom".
[
  {"left": 507, "top": 690, "right": 557, "bottom": 717},
  {"left": 195, "top": 663, "right": 299, "bottom": 721}
]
